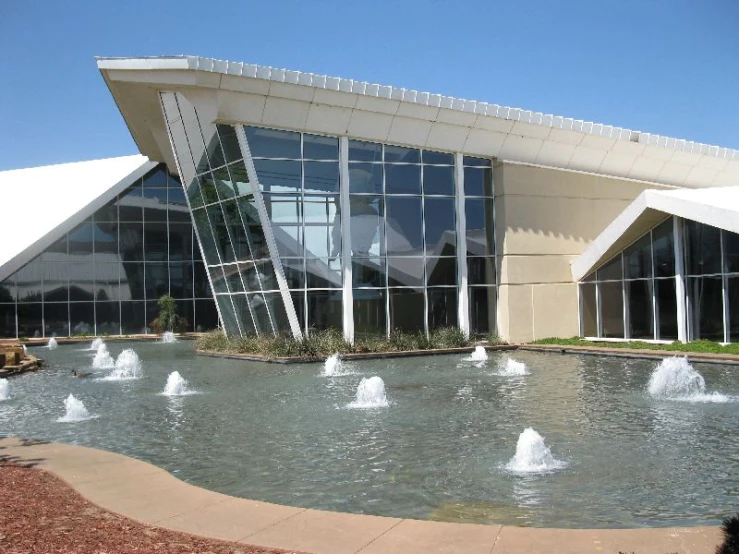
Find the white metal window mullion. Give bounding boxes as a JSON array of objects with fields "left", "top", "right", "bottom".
[
  {"left": 158, "top": 91, "right": 230, "bottom": 336},
  {"left": 383, "top": 152, "right": 391, "bottom": 338},
  {"left": 419, "top": 160, "right": 430, "bottom": 338},
  {"left": 235, "top": 124, "right": 302, "bottom": 339},
  {"left": 673, "top": 216, "right": 688, "bottom": 342},
  {"left": 454, "top": 153, "right": 470, "bottom": 337},
  {"left": 339, "top": 136, "right": 354, "bottom": 343},
  {"left": 595, "top": 280, "right": 603, "bottom": 337},
  {"left": 721, "top": 230, "right": 730, "bottom": 343},
  {"left": 622, "top": 255, "right": 629, "bottom": 340},
  {"left": 650, "top": 230, "right": 658, "bottom": 340}
]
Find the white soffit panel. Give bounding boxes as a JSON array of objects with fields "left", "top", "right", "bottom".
[
  {"left": 0, "top": 155, "right": 154, "bottom": 281},
  {"left": 572, "top": 185, "right": 739, "bottom": 281},
  {"left": 98, "top": 55, "right": 739, "bottom": 189}
]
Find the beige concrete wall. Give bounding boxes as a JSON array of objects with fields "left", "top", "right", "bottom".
[{"left": 494, "top": 162, "right": 672, "bottom": 343}]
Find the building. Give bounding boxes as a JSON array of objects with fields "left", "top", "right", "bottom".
[{"left": 2, "top": 55, "right": 737, "bottom": 343}]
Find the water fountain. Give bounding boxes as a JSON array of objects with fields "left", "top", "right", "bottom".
[
  {"left": 160, "top": 331, "right": 177, "bottom": 344},
  {"left": 22, "top": 344, "right": 28, "bottom": 356},
  {"left": 324, "top": 352, "right": 343, "bottom": 376},
  {"left": 47, "top": 337, "right": 58, "bottom": 349},
  {"left": 92, "top": 343, "right": 115, "bottom": 369},
  {"left": 162, "top": 371, "right": 192, "bottom": 396},
  {"left": 648, "top": 357, "right": 729, "bottom": 402},
  {"left": 0, "top": 378, "right": 9, "bottom": 400},
  {"left": 103, "top": 348, "right": 143, "bottom": 380},
  {"left": 348, "top": 376, "right": 389, "bottom": 408},
  {"left": 57, "top": 394, "right": 93, "bottom": 422},
  {"left": 496, "top": 357, "right": 530, "bottom": 376},
  {"left": 506, "top": 427, "right": 566, "bottom": 473},
  {"left": 89, "top": 337, "right": 104, "bottom": 351},
  {"left": 463, "top": 345, "right": 488, "bottom": 362}
]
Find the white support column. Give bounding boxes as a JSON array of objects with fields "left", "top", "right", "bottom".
[
  {"left": 650, "top": 231, "right": 658, "bottom": 340},
  {"left": 721, "top": 230, "right": 730, "bottom": 344},
  {"left": 339, "top": 137, "right": 354, "bottom": 344},
  {"left": 673, "top": 217, "right": 688, "bottom": 343},
  {"left": 595, "top": 281, "right": 603, "bottom": 337},
  {"left": 454, "top": 152, "right": 470, "bottom": 337},
  {"left": 235, "top": 125, "right": 303, "bottom": 339}
]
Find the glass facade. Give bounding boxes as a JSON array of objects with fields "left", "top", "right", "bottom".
[
  {"left": 160, "top": 92, "right": 497, "bottom": 339},
  {"left": 580, "top": 216, "right": 739, "bottom": 343},
  {"left": 0, "top": 165, "right": 217, "bottom": 338}
]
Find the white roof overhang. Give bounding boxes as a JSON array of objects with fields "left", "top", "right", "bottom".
[
  {"left": 572, "top": 185, "right": 739, "bottom": 281},
  {"left": 0, "top": 155, "right": 155, "bottom": 282},
  {"left": 97, "top": 56, "right": 739, "bottom": 189}
]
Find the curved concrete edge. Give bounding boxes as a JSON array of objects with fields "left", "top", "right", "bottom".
[{"left": 0, "top": 437, "right": 722, "bottom": 554}]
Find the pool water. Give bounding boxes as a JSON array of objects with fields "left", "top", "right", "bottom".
[{"left": 1, "top": 340, "right": 737, "bottom": 528}]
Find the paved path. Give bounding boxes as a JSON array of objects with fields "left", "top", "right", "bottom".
[{"left": 0, "top": 437, "right": 721, "bottom": 554}]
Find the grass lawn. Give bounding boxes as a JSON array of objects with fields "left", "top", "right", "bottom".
[{"left": 531, "top": 337, "right": 739, "bottom": 355}]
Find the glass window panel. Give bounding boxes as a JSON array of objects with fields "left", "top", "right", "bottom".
[
  {"left": 45, "top": 302, "right": 69, "bottom": 337},
  {"left": 96, "top": 200, "right": 118, "bottom": 222},
  {"left": 303, "top": 134, "right": 339, "bottom": 161},
  {"left": 685, "top": 220, "right": 721, "bottom": 275},
  {"left": 281, "top": 258, "right": 305, "bottom": 290},
  {"left": 205, "top": 204, "right": 232, "bottom": 263},
  {"left": 175, "top": 94, "right": 209, "bottom": 176},
  {"left": 213, "top": 166, "right": 235, "bottom": 201},
  {"left": 208, "top": 266, "right": 228, "bottom": 294},
  {"left": 224, "top": 265, "right": 244, "bottom": 293},
  {"left": 427, "top": 287, "right": 457, "bottom": 330},
  {"left": 386, "top": 197, "right": 423, "bottom": 254},
  {"left": 464, "top": 167, "right": 492, "bottom": 197},
  {"left": 194, "top": 299, "right": 219, "bottom": 332},
  {"left": 120, "top": 301, "right": 146, "bottom": 335},
  {"left": 350, "top": 195, "right": 384, "bottom": 256},
  {"left": 597, "top": 254, "right": 622, "bottom": 281},
  {"left": 423, "top": 150, "right": 454, "bottom": 165},
  {"left": 303, "top": 195, "right": 339, "bottom": 223},
  {"left": 656, "top": 278, "right": 678, "bottom": 340},
  {"left": 94, "top": 222, "right": 118, "bottom": 255},
  {"left": 17, "top": 303, "right": 42, "bottom": 338},
  {"left": 236, "top": 197, "right": 270, "bottom": 260},
  {"left": 69, "top": 302, "right": 94, "bottom": 336},
  {"left": 304, "top": 226, "right": 335, "bottom": 259},
  {"left": 293, "top": 290, "right": 307, "bottom": 334},
  {"left": 168, "top": 223, "right": 193, "bottom": 261},
  {"left": 119, "top": 221, "right": 144, "bottom": 262},
  {"left": 167, "top": 172, "right": 181, "bottom": 190},
  {"left": 16, "top": 260, "right": 43, "bottom": 303},
  {"left": 385, "top": 164, "right": 421, "bottom": 195},
  {"left": 221, "top": 200, "right": 253, "bottom": 262},
  {"left": 624, "top": 233, "right": 652, "bottom": 279},
  {"left": 174, "top": 299, "right": 194, "bottom": 332},
  {"left": 265, "top": 292, "right": 290, "bottom": 335},
  {"left": 306, "top": 258, "right": 342, "bottom": 289},
  {"left": 724, "top": 230, "right": 739, "bottom": 274},
  {"left": 231, "top": 294, "right": 257, "bottom": 336},
  {"left": 169, "top": 262, "right": 193, "bottom": 298},
  {"left": 202, "top": 121, "right": 225, "bottom": 171},
  {"left": 120, "top": 263, "right": 145, "bottom": 300},
  {"left": 465, "top": 198, "right": 494, "bottom": 256},
  {"left": 729, "top": 277, "right": 739, "bottom": 342},
  {"left": 95, "top": 263, "right": 121, "bottom": 302},
  {"left": 423, "top": 165, "right": 454, "bottom": 196},
  {"left": 96, "top": 301, "right": 120, "bottom": 335},
  {"left": 600, "top": 281, "right": 624, "bottom": 338},
  {"left": 304, "top": 161, "right": 339, "bottom": 194},
  {"left": 199, "top": 172, "right": 220, "bottom": 205},
  {"left": 225, "top": 161, "right": 251, "bottom": 197},
  {"left": 387, "top": 257, "right": 424, "bottom": 288},
  {"left": 349, "top": 163, "right": 382, "bottom": 194},
  {"left": 245, "top": 127, "right": 301, "bottom": 159},
  {"left": 627, "top": 279, "right": 654, "bottom": 339},
  {"left": 142, "top": 190, "right": 169, "bottom": 222},
  {"left": 652, "top": 218, "right": 675, "bottom": 277},
  {"left": 191, "top": 209, "right": 220, "bottom": 265},
  {"left": 0, "top": 279, "right": 14, "bottom": 303},
  {"left": 385, "top": 145, "right": 420, "bottom": 164},
  {"left": 43, "top": 262, "right": 68, "bottom": 302},
  {"left": 469, "top": 286, "right": 496, "bottom": 335},
  {"left": 353, "top": 288, "right": 386, "bottom": 336},
  {"left": 248, "top": 292, "right": 275, "bottom": 335},
  {"left": 688, "top": 276, "right": 724, "bottom": 340},
  {"left": 468, "top": 256, "right": 494, "bottom": 286},
  {"left": 237, "top": 261, "right": 262, "bottom": 292},
  {"left": 145, "top": 262, "right": 169, "bottom": 299},
  {"left": 0, "top": 304, "right": 15, "bottom": 337},
  {"left": 69, "top": 222, "right": 94, "bottom": 255},
  {"left": 262, "top": 193, "right": 301, "bottom": 223},
  {"left": 186, "top": 176, "right": 204, "bottom": 209},
  {"left": 353, "top": 258, "right": 385, "bottom": 288},
  {"left": 463, "top": 156, "right": 492, "bottom": 167},
  {"left": 426, "top": 257, "right": 457, "bottom": 286},
  {"left": 583, "top": 271, "right": 596, "bottom": 282},
  {"left": 193, "top": 262, "right": 210, "bottom": 298},
  {"left": 424, "top": 197, "right": 456, "bottom": 256},
  {"left": 69, "top": 263, "right": 95, "bottom": 301},
  {"left": 217, "top": 124, "right": 242, "bottom": 163},
  {"left": 144, "top": 224, "right": 168, "bottom": 262},
  {"left": 254, "top": 261, "right": 279, "bottom": 292},
  {"left": 306, "top": 290, "right": 342, "bottom": 332},
  {"left": 389, "top": 289, "right": 424, "bottom": 332},
  {"left": 580, "top": 282, "right": 597, "bottom": 337},
  {"left": 348, "top": 140, "right": 382, "bottom": 162},
  {"left": 117, "top": 189, "right": 144, "bottom": 221},
  {"left": 215, "top": 295, "right": 240, "bottom": 336}
]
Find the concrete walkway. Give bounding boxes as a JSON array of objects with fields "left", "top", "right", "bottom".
[{"left": 0, "top": 437, "right": 721, "bottom": 554}]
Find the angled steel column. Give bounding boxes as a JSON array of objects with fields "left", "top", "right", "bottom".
[
  {"left": 235, "top": 125, "right": 302, "bottom": 339},
  {"left": 339, "top": 137, "right": 354, "bottom": 344},
  {"left": 454, "top": 153, "right": 470, "bottom": 337},
  {"left": 673, "top": 217, "right": 688, "bottom": 343}
]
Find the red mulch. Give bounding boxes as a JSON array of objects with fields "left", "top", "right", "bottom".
[{"left": 0, "top": 460, "right": 306, "bottom": 554}]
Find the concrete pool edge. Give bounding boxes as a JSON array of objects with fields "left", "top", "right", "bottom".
[{"left": 0, "top": 437, "right": 722, "bottom": 554}]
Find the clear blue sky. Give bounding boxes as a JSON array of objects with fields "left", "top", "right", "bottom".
[{"left": 1, "top": 0, "right": 737, "bottom": 170}]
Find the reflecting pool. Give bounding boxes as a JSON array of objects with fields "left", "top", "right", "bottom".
[{"left": 1, "top": 341, "right": 738, "bottom": 528}]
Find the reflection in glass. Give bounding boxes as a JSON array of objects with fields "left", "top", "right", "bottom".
[
  {"left": 624, "top": 234, "right": 652, "bottom": 279},
  {"left": 465, "top": 198, "right": 494, "bottom": 256},
  {"left": 685, "top": 220, "right": 721, "bottom": 275},
  {"left": 386, "top": 197, "right": 423, "bottom": 254},
  {"left": 350, "top": 195, "right": 383, "bottom": 256},
  {"left": 428, "top": 287, "right": 457, "bottom": 330},
  {"left": 385, "top": 164, "right": 421, "bottom": 195},
  {"left": 656, "top": 278, "right": 677, "bottom": 340},
  {"left": 354, "top": 289, "right": 386, "bottom": 336},
  {"left": 598, "top": 255, "right": 622, "bottom": 281},
  {"left": 353, "top": 258, "right": 385, "bottom": 288},
  {"left": 424, "top": 197, "right": 456, "bottom": 256},
  {"left": 246, "top": 127, "right": 300, "bottom": 159},
  {"left": 387, "top": 257, "right": 424, "bottom": 288},
  {"left": 688, "top": 276, "right": 723, "bottom": 340},
  {"left": 349, "top": 140, "right": 382, "bottom": 162},
  {"left": 463, "top": 167, "right": 492, "bottom": 197},
  {"left": 304, "top": 162, "right": 339, "bottom": 194},
  {"left": 729, "top": 277, "right": 739, "bottom": 342},
  {"left": 627, "top": 279, "right": 653, "bottom": 339},
  {"left": 307, "top": 290, "right": 342, "bottom": 331},
  {"left": 254, "top": 159, "right": 301, "bottom": 193},
  {"left": 600, "top": 281, "right": 624, "bottom": 338},
  {"left": 304, "top": 133, "right": 339, "bottom": 161},
  {"left": 306, "top": 258, "right": 341, "bottom": 289},
  {"left": 389, "top": 289, "right": 424, "bottom": 331},
  {"left": 349, "top": 164, "right": 382, "bottom": 194},
  {"left": 469, "top": 287, "right": 495, "bottom": 335},
  {"left": 580, "top": 282, "right": 597, "bottom": 337},
  {"left": 426, "top": 257, "right": 456, "bottom": 287},
  {"left": 724, "top": 230, "right": 739, "bottom": 274},
  {"left": 45, "top": 303, "right": 68, "bottom": 336}
]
